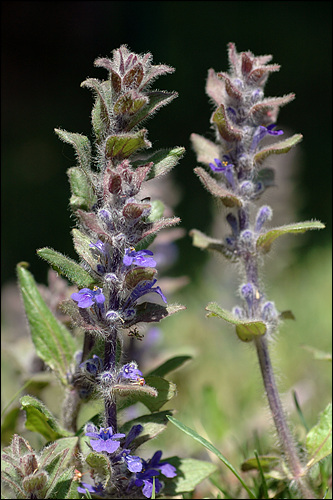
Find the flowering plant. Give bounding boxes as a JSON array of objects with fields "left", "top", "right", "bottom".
[{"left": 2, "top": 46, "right": 216, "bottom": 499}]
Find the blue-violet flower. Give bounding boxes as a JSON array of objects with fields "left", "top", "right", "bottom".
[
  {"left": 85, "top": 425, "right": 125, "bottom": 453},
  {"left": 71, "top": 286, "right": 105, "bottom": 308}
]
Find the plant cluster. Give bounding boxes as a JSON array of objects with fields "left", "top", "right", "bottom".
[{"left": 1, "top": 44, "right": 331, "bottom": 500}]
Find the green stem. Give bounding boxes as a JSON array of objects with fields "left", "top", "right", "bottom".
[{"left": 254, "top": 335, "right": 316, "bottom": 498}]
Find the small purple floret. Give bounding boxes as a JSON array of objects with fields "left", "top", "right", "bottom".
[
  {"left": 251, "top": 124, "right": 283, "bottom": 151},
  {"left": 85, "top": 426, "right": 125, "bottom": 454},
  {"left": 71, "top": 287, "right": 105, "bottom": 308},
  {"left": 123, "top": 248, "right": 156, "bottom": 267}
]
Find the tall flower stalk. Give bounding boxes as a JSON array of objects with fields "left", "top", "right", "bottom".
[
  {"left": 190, "top": 43, "right": 324, "bottom": 498},
  {"left": 7, "top": 46, "right": 220, "bottom": 500}
]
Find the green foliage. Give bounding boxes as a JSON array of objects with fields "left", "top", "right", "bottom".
[
  {"left": 37, "top": 247, "right": 97, "bottom": 288},
  {"left": 306, "top": 403, "right": 332, "bottom": 469},
  {"left": 16, "top": 263, "right": 77, "bottom": 384},
  {"left": 162, "top": 457, "right": 217, "bottom": 496},
  {"left": 205, "top": 302, "right": 266, "bottom": 342},
  {"left": 256, "top": 220, "right": 325, "bottom": 253},
  {"left": 167, "top": 415, "right": 256, "bottom": 499},
  {"left": 20, "top": 395, "right": 72, "bottom": 441}
]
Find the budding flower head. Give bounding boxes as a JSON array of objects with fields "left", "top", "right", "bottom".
[{"left": 240, "top": 283, "right": 254, "bottom": 310}]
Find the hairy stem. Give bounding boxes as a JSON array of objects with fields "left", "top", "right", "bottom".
[
  {"left": 254, "top": 335, "right": 316, "bottom": 498},
  {"left": 104, "top": 327, "right": 118, "bottom": 432}
]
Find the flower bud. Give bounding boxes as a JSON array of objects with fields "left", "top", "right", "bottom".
[
  {"left": 255, "top": 205, "right": 273, "bottom": 232},
  {"left": 240, "top": 283, "right": 254, "bottom": 310}
]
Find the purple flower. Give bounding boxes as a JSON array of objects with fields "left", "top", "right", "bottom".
[
  {"left": 130, "top": 451, "right": 177, "bottom": 498},
  {"left": 123, "top": 248, "right": 156, "bottom": 267},
  {"left": 71, "top": 286, "right": 105, "bottom": 308},
  {"left": 85, "top": 425, "right": 125, "bottom": 454},
  {"left": 209, "top": 158, "right": 236, "bottom": 189},
  {"left": 89, "top": 239, "right": 107, "bottom": 254},
  {"left": 77, "top": 481, "right": 105, "bottom": 495},
  {"left": 251, "top": 123, "right": 283, "bottom": 151},
  {"left": 79, "top": 354, "right": 103, "bottom": 376},
  {"left": 115, "top": 448, "right": 143, "bottom": 473},
  {"left": 124, "top": 279, "right": 167, "bottom": 310},
  {"left": 118, "top": 362, "right": 145, "bottom": 384}
]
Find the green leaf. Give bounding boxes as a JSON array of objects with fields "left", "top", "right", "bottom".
[
  {"left": 40, "top": 437, "right": 78, "bottom": 469},
  {"left": 189, "top": 228, "right": 238, "bottom": 261},
  {"left": 211, "top": 104, "right": 242, "bottom": 142},
  {"left": 139, "top": 375, "right": 177, "bottom": 412},
  {"left": 162, "top": 457, "right": 217, "bottom": 496},
  {"left": 147, "top": 356, "right": 192, "bottom": 377},
  {"left": 105, "top": 129, "right": 151, "bottom": 160},
  {"left": 54, "top": 129, "right": 92, "bottom": 177},
  {"left": 134, "top": 200, "right": 165, "bottom": 250},
  {"left": 47, "top": 467, "right": 75, "bottom": 499},
  {"left": 254, "top": 133, "right": 303, "bottom": 165},
  {"left": 119, "top": 410, "right": 174, "bottom": 448},
  {"left": 20, "top": 396, "right": 72, "bottom": 441},
  {"left": 306, "top": 403, "right": 332, "bottom": 469},
  {"left": 190, "top": 133, "right": 220, "bottom": 166},
  {"left": 241, "top": 455, "right": 280, "bottom": 472},
  {"left": 127, "top": 90, "right": 178, "bottom": 130},
  {"left": 194, "top": 167, "right": 243, "bottom": 207},
  {"left": 167, "top": 416, "right": 256, "bottom": 499},
  {"left": 37, "top": 247, "right": 96, "bottom": 288},
  {"left": 133, "top": 147, "right": 185, "bottom": 180},
  {"left": 257, "top": 220, "right": 325, "bottom": 253},
  {"left": 205, "top": 302, "right": 266, "bottom": 342},
  {"left": 67, "top": 167, "right": 96, "bottom": 211},
  {"left": 81, "top": 78, "right": 111, "bottom": 142},
  {"left": 302, "top": 345, "right": 332, "bottom": 361},
  {"left": 17, "top": 264, "right": 77, "bottom": 383}
]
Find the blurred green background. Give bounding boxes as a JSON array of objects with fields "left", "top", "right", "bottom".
[
  {"left": 1, "top": 2, "right": 331, "bottom": 495},
  {"left": 1, "top": 1, "right": 332, "bottom": 286}
]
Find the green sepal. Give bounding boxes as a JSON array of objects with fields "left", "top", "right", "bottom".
[
  {"left": 190, "top": 133, "right": 220, "bottom": 166},
  {"left": 206, "top": 302, "right": 267, "bottom": 342},
  {"left": 162, "top": 457, "right": 217, "bottom": 496},
  {"left": 306, "top": 403, "right": 332, "bottom": 469},
  {"left": 189, "top": 228, "right": 238, "bottom": 261},
  {"left": 85, "top": 452, "right": 111, "bottom": 488},
  {"left": 147, "top": 355, "right": 192, "bottom": 377},
  {"left": 37, "top": 247, "right": 96, "bottom": 288},
  {"left": 211, "top": 103, "right": 242, "bottom": 142},
  {"left": 254, "top": 133, "right": 303, "bottom": 165},
  {"left": 256, "top": 220, "right": 325, "bottom": 253},
  {"left": 105, "top": 129, "right": 151, "bottom": 160},
  {"left": 194, "top": 167, "right": 243, "bottom": 207},
  {"left": 67, "top": 167, "right": 97, "bottom": 211},
  {"left": 119, "top": 410, "right": 174, "bottom": 449},
  {"left": 241, "top": 455, "right": 280, "bottom": 472},
  {"left": 133, "top": 147, "right": 185, "bottom": 180},
  {"left": 16, "top": 263, "right": 77, "bottom": 383},
  {"left": 126, "top": 90, "right": 178, "bottom": 130},
  {"left": 54, "top": 129, "right": 92, "bottom": 178},
  {"left": 20, "top": 395, "right": 73, "bottom": 441},
  {"left": 81, "top": 78, "right": 111, "bottom": 142}
]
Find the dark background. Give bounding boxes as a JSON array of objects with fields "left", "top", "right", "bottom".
[{"left": 2, "top": 1, "right": 332, "bottom": 286}]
